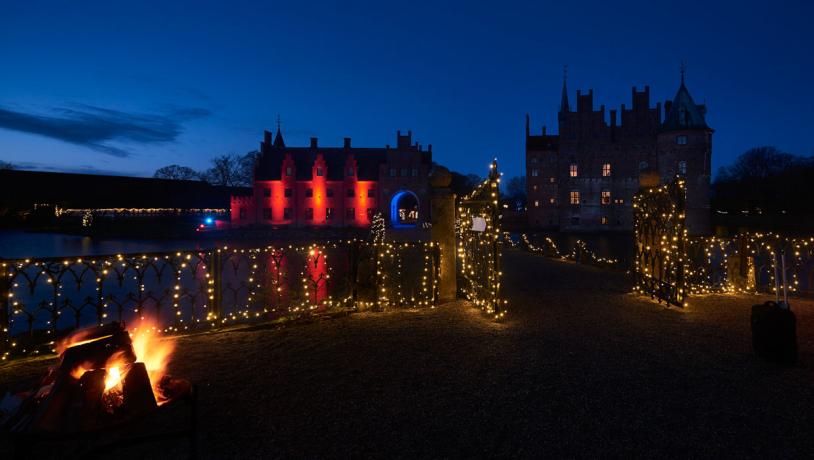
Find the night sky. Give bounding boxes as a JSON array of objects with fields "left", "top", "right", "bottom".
[{"left": 1, "top": 0, "right": 812, "bottom": 180}]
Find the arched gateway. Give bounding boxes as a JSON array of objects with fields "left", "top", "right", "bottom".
[{"left": 390, "top": 190, "right": 419, "bottom": 228}]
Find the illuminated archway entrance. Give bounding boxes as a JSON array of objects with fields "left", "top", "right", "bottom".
[{"left": 390, "top": 190, "right": 419, "bottom": 228}]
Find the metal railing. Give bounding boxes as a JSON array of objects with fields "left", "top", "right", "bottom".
[{"left": 0, "top": 240, "right": 440, "bottom": 359}]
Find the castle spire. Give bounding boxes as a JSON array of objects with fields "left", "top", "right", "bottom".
[
  {"left": 560, "top": 65, "right": 570, "bottom": 113},
  {"left": 273, "top": 114, "right": 285, "bottom": 148}
]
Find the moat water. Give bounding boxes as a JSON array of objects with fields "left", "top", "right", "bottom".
[{"left": 0, "top": 230, "right": 216, "bottom": 259}]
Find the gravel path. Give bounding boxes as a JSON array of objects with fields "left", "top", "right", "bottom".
[{"left": 2, "top": 248, "right": 813, "bottom": 458}]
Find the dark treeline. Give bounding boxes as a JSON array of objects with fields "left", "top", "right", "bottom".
[{"left": 713, "top": 146, "right": 814, "bottom": 232}]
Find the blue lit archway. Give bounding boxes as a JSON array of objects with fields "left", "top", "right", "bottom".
[{"left": 390, "top": 190, "right": 419, "bottom": 228}]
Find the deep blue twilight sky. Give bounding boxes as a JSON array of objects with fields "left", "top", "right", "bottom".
[{"left": 1, "top": 0, "right": 812, "bottom": 180}]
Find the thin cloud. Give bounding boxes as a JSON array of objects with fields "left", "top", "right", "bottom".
[{"left": 0, "top": 104, "right": 211, "bottom": 157}]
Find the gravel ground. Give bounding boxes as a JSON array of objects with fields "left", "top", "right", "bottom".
[{"left": 1, "top": 248, "right": 813, "bottom": 458}]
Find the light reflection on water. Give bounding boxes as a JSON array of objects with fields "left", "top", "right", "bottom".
[{"left": 0, "top": 230, "right": 217, "bottom": 259}]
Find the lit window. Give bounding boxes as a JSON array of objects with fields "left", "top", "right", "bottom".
[
  {"left": 602, "top": 163, "right": 611, "bottom": 177},
  {"left": 549, "top": 177, "right": 556, "bottom": 183},
  {"left": 346, "top": 208, "right": 355, "bottom": 220},
  {"left": 305, "top": 188, "right": 313, "bottom": 198},
  {"left": 531, "top": 169, "right": 539, "bottom": 177},
  {"left": 532, "top": 185, "right": 538, "bottom": 191},
  {"left": 676, "top": 135, "right": 688, "bottom": 145},
  {"left": 326, "top": 208, "right": 334, "bottom": 220},
  {"left": 678, "top": 161, "right": 687, "bottom": 175},
  {"left": 601, "top": 216, "right": 609, "bottom": 225},
  {"left": 305, "top": 208, "right": 314, "bottom": 220},
  {"left": 285, "top": 166, "right": 293, "bottom": 176},
  {"left": 534, "top": 200, "right": 540, "bottom": 207},
  {"left": 316, "top": 167, "right": 324, "bottom": 177},
  {"left": 347, "top": 188, "right": 354, "bottom": 198},
  {"left": 601, "top": 190, "right": 611, "bottom": 205},
  {"left": 570, "top": 190, "right": 580, "bottom": 205},
  {"left": 549, "top": 197, "right": 556, "bottom": 204},
  {"left": 570, "top": 164, "right": 578, "bottom": 177}
]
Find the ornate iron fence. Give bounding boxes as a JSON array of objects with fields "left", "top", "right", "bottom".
[
  {"left": 0, "top": 240, "right": 440, "bottom": 359},
  {"left": 632, "top": 178, "right": 688, "bottom": 307},
  {"left": 457, "top": 160, "right": 506, "bottom": 318},
  {"left": 687, "top": 233, "right": 814, "bottom": 297}
]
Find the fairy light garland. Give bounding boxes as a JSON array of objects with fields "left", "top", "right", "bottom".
[
  {"left": 457, "top": 159, "right": 507, "bottom": 320},
  {"left": 0, "top": 239, "right": 440, "bottom": 359},
  {"left": 632, "top": 178, "right": 688, "bottom": 307}
]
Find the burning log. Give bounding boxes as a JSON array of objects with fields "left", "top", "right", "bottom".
[{"left": 3, "top": 321, "right": 185, "bottom": 437}]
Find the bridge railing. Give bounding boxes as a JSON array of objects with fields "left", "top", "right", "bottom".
[{"left": 0, "top": 240, "right": 440, "bottom": 359}]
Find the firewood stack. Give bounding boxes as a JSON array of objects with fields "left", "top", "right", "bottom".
[{"left": 1, "top": 322, "right": 188, "bottom": 434}]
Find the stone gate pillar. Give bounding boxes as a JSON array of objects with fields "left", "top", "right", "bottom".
[{"left": 429, "top": 166, "right": 456, "bottom": 303}]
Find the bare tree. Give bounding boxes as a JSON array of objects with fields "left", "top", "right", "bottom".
[
  {"left": 505, "top": 175, "right": 527, "bottom": 209},
  {"left": 203, "top": 151, "right": 256, "bottom": 187},
  {"left": 718, "top": 146, "right": 796, "bottom": 182},
  {"left": 153, "top": 164, "right": 200, "bottom": 180}
]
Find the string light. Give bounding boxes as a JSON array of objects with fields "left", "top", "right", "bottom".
[
  {"left": 457, "top": 159, "right": 507, "bottom": 319},
  {"left": 0, "top": 240, "right": 440, "bottom": 359}
]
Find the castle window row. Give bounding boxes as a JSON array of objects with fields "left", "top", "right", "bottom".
[
  {"left": 259, "top": 207, "right": 377, "bottom": 221},
  {"left": 262, "top": 187, "right": 377, "bottom": 198},
  {"left": 388, "top": 168, "right": 420, "bottom": 177}
]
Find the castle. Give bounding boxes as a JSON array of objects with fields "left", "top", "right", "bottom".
[
  {"left": 230, "top": 127, "right": 432, "bottom": 228},
  {"left": 525, "top": 73, "right": 713, "bottom": 235}
]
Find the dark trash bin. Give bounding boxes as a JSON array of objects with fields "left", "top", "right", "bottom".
[{"left": 751, "top": 301, "right": 797, "bottom": 365}]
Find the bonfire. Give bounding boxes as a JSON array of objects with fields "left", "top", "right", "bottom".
[{"left": 1, "top": 321, "right": 190, "bottom": 434}]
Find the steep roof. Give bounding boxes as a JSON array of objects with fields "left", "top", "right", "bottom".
[
  {"left": 662, "top": 83, "right": 709, "bottom": 131},
  {"left": 253, "top": 132, "right": 432, "bottom": 182}
]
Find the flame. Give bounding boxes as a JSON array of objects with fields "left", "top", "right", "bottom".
[
  {"left": 104, "top": 366, "right": 122, "bottom": 391},
  {"left": 130, "top": 319, "right": 175, "bottom": 403}
]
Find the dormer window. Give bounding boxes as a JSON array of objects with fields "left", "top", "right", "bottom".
[
  {"left": 285, "top": 166, "right": 293, "bottom": 176},
  {"left": 676, "top": 135, "right": 688, "bottom": 145},
  {"left": 316, "top": 167, "right": 324, "bottom": 177}
]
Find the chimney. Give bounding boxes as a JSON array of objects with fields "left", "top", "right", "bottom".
[
  {"left": 344, "top": 137, "right": 351, "bottom": 149},
  {"left": 310, "top": 137, "right": 318, "bottom": 148},
  {"left": 610, "top": 110, "right": 617, "bottom": 127},
  {"left": 264, "top": 130, "right": 272, "bottom": 146},
  {"left": 664, "top": 100, "right": 672, "bottom": 116}
]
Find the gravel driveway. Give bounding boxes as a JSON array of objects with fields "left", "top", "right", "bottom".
[{"left": 2, "top": 248, "right": 812, "bottom": 458}]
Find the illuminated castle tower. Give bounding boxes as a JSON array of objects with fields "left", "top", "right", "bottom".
[
  {"left": 526, "top": 68, "right": 713, "bottom": 235},
  {"left": 656, "top": 71, "right": 713, "bottom": 235}
]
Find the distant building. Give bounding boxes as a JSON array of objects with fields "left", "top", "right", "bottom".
[
  {"left": 231, "top": 128, "right": 433, "bottom": 228},
  {"left": 526, "top": 73, "right": 713, "bottom": 235}
]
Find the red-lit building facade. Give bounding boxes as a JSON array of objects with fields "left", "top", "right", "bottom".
[{"left": 231, "top": 128, "right": 433, "bottom": 228}]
